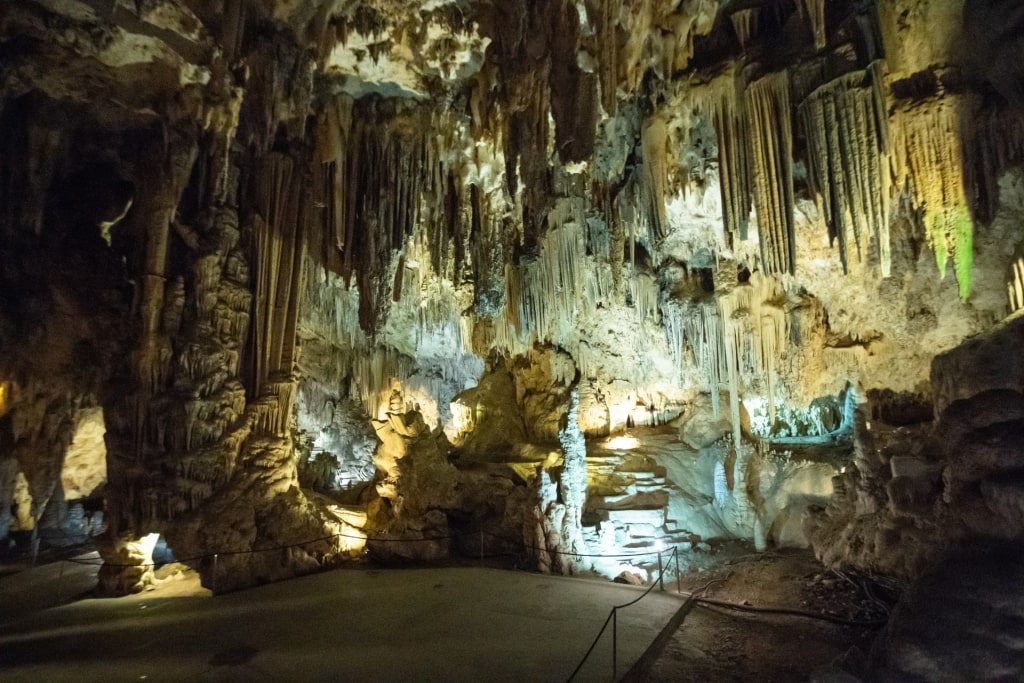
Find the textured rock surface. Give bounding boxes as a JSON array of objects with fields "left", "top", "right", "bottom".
[
  {"left": 868, "top": 541, "right": 1024, "bottom": 682},
  {"left": 809, "top": 315, "right": 1024, "bottom": 584},
  {"left": 0, "top": 0, "right": 1022, "bottom": 632}
]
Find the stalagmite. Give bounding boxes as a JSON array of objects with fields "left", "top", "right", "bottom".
[
  {"left": 747, "top": 71, "right": 796, "bottom": 274},
  {"left": 554, "top": 387, "right": 588, "bottom": 574},
  {"left": 801, "top": 64, "right": 891, "bottom": 276}
]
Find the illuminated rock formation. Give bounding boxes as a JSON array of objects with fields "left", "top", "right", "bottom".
[{"left": 1, "top": 1, "right": 1023, "bottom": 622}]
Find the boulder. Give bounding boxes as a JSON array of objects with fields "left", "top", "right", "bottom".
[
  {"left": 931, "top": 314, "right": 1024, "bottom": 415},
  {"left": 869, "top": 541, "right": 1024, "bottom": 682}
]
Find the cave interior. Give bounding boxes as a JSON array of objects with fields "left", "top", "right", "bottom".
[{"left": 3, "top": 0, "right": 1024, "bottom": 679}]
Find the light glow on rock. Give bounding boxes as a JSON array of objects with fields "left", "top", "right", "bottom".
[{"left": 604, "top": 434, "right": 640, "bottom": 451}]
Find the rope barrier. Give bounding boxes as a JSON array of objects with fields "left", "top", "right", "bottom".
[
  {"left": 60, "top": 526, "right": 674, "bottom": 568},
  {"left": 566, "top": 546, "right": 681, "bottom": 682}
]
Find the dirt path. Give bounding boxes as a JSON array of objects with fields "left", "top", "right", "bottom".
[{"left": 640, "top": 548, "right": 889, "bottom": 682}]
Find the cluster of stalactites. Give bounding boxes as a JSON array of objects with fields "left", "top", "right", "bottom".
[
  {"left": 665, "top": 273, "right": 787, "bottom": 443},
  {"left": 889, "top": 94, "right": 975, "bottom": 299},
  {"left": 312, "top": 94, "right": 497, "bottom": 334},
  {"left": 798, "top": 0, "right": 828, "bottom": 51},
  {"left": 249, "top": 153, "right": 307, "bottom": 395},
  {"left": 493, "top": 201, "right": 660, "bottom": 369},
  {"left": 691, "top": 67, "right": 798, "bottom": 271},
  {"left": 801, "top": 62, "right": 891, "bottom": 276},
  {"left": 747, "top": 71, "right": 796, "bottom": 276},
  {"left": 718, "top": 274, "right": 788, "bottom": 446},
  {"left": 730, "top": 9, "right": 758, "bottom": 49},
  {"left": 663, "top": 300, "right": 725, "bottom": 413},
  {"left": 693, "top": 67, "right": 753, "bottom": 243},
  {"left": 300, "top": 248, "right": 476, "bottom": 424},
  {"left": 499, "top": 202, "right": 586, "bottom": 351}
]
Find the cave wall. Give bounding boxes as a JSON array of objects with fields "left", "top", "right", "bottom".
[{"left": 2, "top": 0, "right": 1023, "bottom": 589}]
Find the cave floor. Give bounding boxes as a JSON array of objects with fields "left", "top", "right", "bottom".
[
  {"left": 641, "top": 548, "right": 889, "bottom": 682},
  {"left": 0, "top": 546, "right": 889, "bottom": 682},
  {"left": 0, "top": 558, "right": 681, "bottom": 682}
]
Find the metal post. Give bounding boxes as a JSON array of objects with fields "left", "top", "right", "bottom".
[
  {"left": 675, "top": 547, "right": 681, "bottom": 594},
  {"left": 612, "top": 607, "right": 618, "bottom": 681},
  {"left": 657, "top": 549, "right": 664, "bottom": 591},
  {"left": 31, "top": 529, "right": 40, "bottom": 568},
  {"left": 56, "top": 560, "right": 66, "bottom": 603},
  {"left": 212, "top": 553, "right": 219, "bottom": 595}
]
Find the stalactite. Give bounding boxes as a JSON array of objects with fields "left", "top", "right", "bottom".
[
  {"left": 250, "top": 152, "right": 307, "bottom": 392},
  {"left": 747, "top": 71, "right": 796, "bottom": 275},
  {"left": 695, "top": 68, "right": 753, "bottom": 243},
  {"left": 641, "top": 113, "right": 669, "bottom": 242},
  {"left": 23, "top": 124, "right": 63, "bottom": 236},
  {"left": 890, "top": 95, "right": 975, "bottom": 299},
  {"left": 664, "top": 300, "right": 725, "bottom": 416},
  {"left": 800, "top": 0, "right": 827, "bottom": 51},
  {"left": 730, "top": 8, "right": 758, "bottom": 49},
  {"left": 963, "top": 103, "right": 1024, "bottom": 225},
  {"left": 316, "top": 94, "right": 354, "bottom": 255},
  {"left": 1009, "top": 257, "right": 1024, "bottom": 315},
  {"left": 717, "top": 274, "right": 788, "bottom": 439},
  {"left": 800, "top": 64, "right": 890, "bottom": 276},
  {"left": 595, "top": 0, "right": 622, "bottom": 116}
]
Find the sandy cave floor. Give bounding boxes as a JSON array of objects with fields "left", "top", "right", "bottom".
[
  {"left": 642, "top": 546, "right": 890, "bottom": 682},
  {"left": 1, "top": 540, "right": 891, "bottom": 682}
]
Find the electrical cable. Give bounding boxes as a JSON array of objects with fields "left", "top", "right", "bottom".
[{"left": 692, "top": 597, "right": 888, "bottom": 626}]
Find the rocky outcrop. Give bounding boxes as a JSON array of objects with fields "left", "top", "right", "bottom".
[
  {"left": 809, "top": 314, "right": 1024, "bottom": 580},
  {"left": 867, "top": 540, "right": 1024, "bottom": 682}
]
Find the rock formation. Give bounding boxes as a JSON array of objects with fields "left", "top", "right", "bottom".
[{"left": 1, "top": 9, "right": 1024, "bottom": 667}]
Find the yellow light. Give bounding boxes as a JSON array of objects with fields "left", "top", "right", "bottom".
[{"left": 604, "top": 435, "right": 640, "bottom": 450}]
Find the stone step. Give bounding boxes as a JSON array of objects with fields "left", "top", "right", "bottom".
[
  {"left": 606, "top": 508, "right": 666, "bottom": 526},
  {"left": 327, "top": 504, "right": 367, "bottom": 528},
  {"left": 591, "top": 491, "right": 668, "bottom": 510},
  {"left": 664, "top": 520, "right": 691, "bottom": 534},
  {"left": 626, "top": 525, "right": 663, "bottom": 539},
  {"left": 589, "top": 493, "right": 636, "bottom": 506}
]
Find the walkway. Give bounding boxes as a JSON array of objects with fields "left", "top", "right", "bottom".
[{"left": 0, "top": 561, "right": 682, "bottom": 682}]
